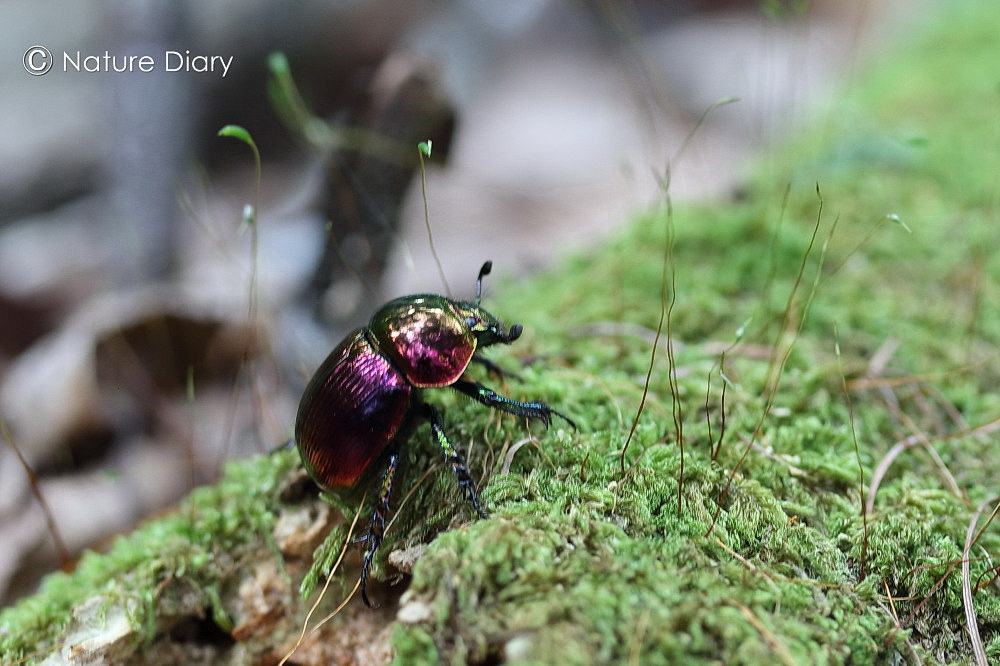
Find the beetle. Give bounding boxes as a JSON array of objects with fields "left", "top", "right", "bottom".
[{"left": 294, "top": 260, "right": 574, "bottom": 606}]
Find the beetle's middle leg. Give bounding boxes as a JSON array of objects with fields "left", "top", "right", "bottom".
[
  {"left": 424, "top": 403, "right": 488, "bottom": 519},
  {"left": 360, "top": 450, "right": 401, "bottom": 608}
]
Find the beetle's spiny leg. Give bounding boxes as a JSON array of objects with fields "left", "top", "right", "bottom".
[
  {"left": 424, "top": 403, "right": 488, "bottom": 519},
  {"left": 360, "top": 450, "right": 400, "bottom": 608},
  {"left": 451, "top": 379, "right": 577, "bottom": 429}
]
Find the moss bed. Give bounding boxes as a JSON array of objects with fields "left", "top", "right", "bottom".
[{"left": 3, "top": 1, "right": 1000, "bottom": 664}]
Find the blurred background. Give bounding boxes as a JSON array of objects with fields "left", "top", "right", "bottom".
[{"left": 1, "top": 0, "right": 909, "bottom": 605}]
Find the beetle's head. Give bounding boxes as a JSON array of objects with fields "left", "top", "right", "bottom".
[
  {"left": 449, "top": 259, "right": 521, "bottom": 347},
  {"left": 454, "top": 303, "right": 522, "bottom": 347}
]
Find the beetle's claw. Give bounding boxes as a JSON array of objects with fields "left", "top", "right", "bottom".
[
  {"left": 360, "top": 572, "right": 379, "bottom": 609},
  {"left": 467, "top": 489, "right": 489, "bottom": 519},
  {"left": 535, "top": 406, "right": 576, "bottom": 430},
  {"left": 552, "top": 409, "right": 577, "bottom": 430}
]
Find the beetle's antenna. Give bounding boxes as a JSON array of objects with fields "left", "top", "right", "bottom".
[{"left": 476, "top": 260, "right": 493, "bottom": 304}]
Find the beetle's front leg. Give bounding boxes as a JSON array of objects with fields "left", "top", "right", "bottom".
[
  {"left": 360, "top": 450, "right": 401, "bottom": 608},
  {"left": 451, "top": 379, "right": 577, "bottom": 429},
  {"left": 424, "top": 403, "right": 488, "bottom": 519},
  {"left": 469, "top": 354, "right": 522, "bottom": 382}
]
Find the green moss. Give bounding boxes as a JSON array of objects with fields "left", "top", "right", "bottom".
[
  {"left": 391, "top": 1, "right": 1000, "bottom": 663},
  {"left": 4, "top": 0, "right": 1000, "bottom": 664},
  {"left": 0, "top": 449, "right": 299, "bottom": 663}
]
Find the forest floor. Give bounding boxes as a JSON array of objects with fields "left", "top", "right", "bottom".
[{"left": 2, "top": 1, "right": 999, "bottom": 664}]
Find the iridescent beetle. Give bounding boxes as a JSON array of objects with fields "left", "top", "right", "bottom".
[{"left": 294, "top": 261, "right": 574, "bottom": 606}]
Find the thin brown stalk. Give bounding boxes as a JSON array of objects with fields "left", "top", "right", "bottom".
[{"left": 962, "top": 497, "right": 997, "bottom": 666}]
